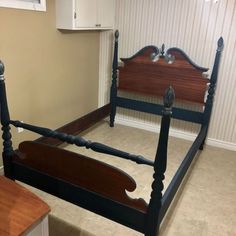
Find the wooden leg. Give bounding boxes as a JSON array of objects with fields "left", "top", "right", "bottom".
[
  {"left": 199, "top": 137, "right": 206, "bottom": 150},
  {"left": 109, "top": 105, "right": 116, "bottom": 127},
  {"left": 145, "top": 226, "right": 159, "bottom": 236}
]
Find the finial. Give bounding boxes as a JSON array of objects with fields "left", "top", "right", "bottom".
[
  {"left": 160, "top": 44, "right": 165, "bottom": 57},
  {"left": 115, "top": 30, "right": 119, "bottom": 42},
  {"left": 217, "top": 37, "right": 224, "bottom": 52},
  {"left": 0, "top": 60, "right": 5, "bottom": 80},
  {"left": 163, "top": 86, "right": 175, "bottom": 109}
]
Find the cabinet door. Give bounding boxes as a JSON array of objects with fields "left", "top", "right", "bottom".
[
  {"left": 97, "top": 0, "right": 114, "bottom": 28},
  {"left": 75, "top": 0, "right": 97, "bottom": 28}
]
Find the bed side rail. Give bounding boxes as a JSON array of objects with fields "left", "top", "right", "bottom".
[
  {"left": 36, "top": 104, "right": 111, "bottom": 146},
  {"left": 159, "top": 125, "right": 207, "bottom": 223}
]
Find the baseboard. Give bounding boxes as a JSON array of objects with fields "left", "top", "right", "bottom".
[
  {"left": 0, "top": 166, "right": 4, "bottom": 176},
  {"left": 115, "top": 115, "right": 236, "bottom": 151},
  {"left": 206, "top": 138, "right": 236, "bottom": 151},
  {"left": 115, "top": 115, "right": 197, "bottom": 141}
]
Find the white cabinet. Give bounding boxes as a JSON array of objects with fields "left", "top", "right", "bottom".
[
  {"left": 96, "top": 0, "right": 114, "bottom": 28},
  {"left": 56, "top": 0, "right": 115, "bottom": 30}
]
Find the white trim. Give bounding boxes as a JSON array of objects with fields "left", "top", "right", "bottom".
[
  {"left": 115, "top": 115, "right": 197, "bottom": 141},
  {"left": 0, "top": 0, "right": 46, "bottom": 11},
  {"left": 0, "top": 166, "right": 4, "bottom": 176},
  {"left": 207, "top": 138, "right": 236, "bottom": 151},
  {"left": 115, "top": 115, "right": 236, "bottom": 151}
]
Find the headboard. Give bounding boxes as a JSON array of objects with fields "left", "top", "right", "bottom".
[
  {"left": 110, "top": 30, "right": 223, "bottom": 128},
  {"left": 118, "top": 46, "right": 209, "bottom": 104}
]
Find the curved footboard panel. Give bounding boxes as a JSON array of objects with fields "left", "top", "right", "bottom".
[{"left": 16, "top": 141, "right": 148, "bottom": 213}]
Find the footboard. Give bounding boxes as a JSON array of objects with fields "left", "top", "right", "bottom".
[
  {"left": 16, "top": 141, "right": 147, "bottom": 212},
  {"left": 12, "top": 141, "right": 148, "bottom": 233}
]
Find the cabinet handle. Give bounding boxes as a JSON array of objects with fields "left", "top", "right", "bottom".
[{"left": 95, "top": 24, "right": 101, "bottom": 27}]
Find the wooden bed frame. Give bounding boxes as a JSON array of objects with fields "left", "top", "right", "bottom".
[{"left": 0, "top": 31, "right": 223, "bottom": 236}]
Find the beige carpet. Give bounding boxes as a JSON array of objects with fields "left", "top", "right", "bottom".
[{"left": 21, "top": 121, "right": 236, "bottom": 236}]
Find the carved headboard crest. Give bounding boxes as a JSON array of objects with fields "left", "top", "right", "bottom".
[{"left": 118, "top": 44, "right": 209, "bottom": 104}]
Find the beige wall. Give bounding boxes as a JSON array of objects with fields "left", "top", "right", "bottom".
[{"left": 0, "top": 0, "right": 100, "bottom": 166}]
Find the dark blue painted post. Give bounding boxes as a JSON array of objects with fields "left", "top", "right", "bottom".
[
  {"left": 110, "top": 30, "right": 119, "bottom": 127},
  {"left": 145, "top": 87, "right": 175, "bottom": 236},
  {"left": 0, "top": 60, "right": 14, "bottom": 179},
  {"left": 200, "top": 37, "right": 224, "bottom": 150}
]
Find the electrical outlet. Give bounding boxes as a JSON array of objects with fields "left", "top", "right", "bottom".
[{"left": 17, "top": 121, "right": 24, "bottom": 133}]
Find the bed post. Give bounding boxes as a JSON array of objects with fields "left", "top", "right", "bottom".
[
  {"left": 145, "top": 87, "right": 175, "bottom": 236},
  {"left": 110, "top": 30, "right": 119, "bottom": 127},
  {"left": 0, "top": 60, "right": 14, "bottom": 179},
  {"left": 200, "top": 37, "right": 224, "bottom": 150}
]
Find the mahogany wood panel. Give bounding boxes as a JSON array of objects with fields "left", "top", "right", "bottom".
[
  {"left": 119, "top": 48, "right": 209, "bottom": 104},
  {"left": 16, "top": 141, "right": 148, "bottom": 213},
  {"left": 37, "top": 104, "right": 110, "bottom": 146},
  {"left": 0, "top": 176, "right": 50, "bottom": 236}
]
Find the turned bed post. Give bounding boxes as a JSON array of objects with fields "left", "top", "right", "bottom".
[
  {"left": 200, "top": 37, "right": 224, "bottom": 150},
  {"left": 0, "top": 61, "right": 14, "bottom": 179},
  {"left": 110, "top": 30, "right": 119, "bottom": 127},
  {"left": 145, "top": 87, "right": 175, "bottom": 236}
]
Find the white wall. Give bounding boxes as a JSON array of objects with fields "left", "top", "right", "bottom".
[{"left": 99, "top": 0, "right": 236, "bottom": 151}]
